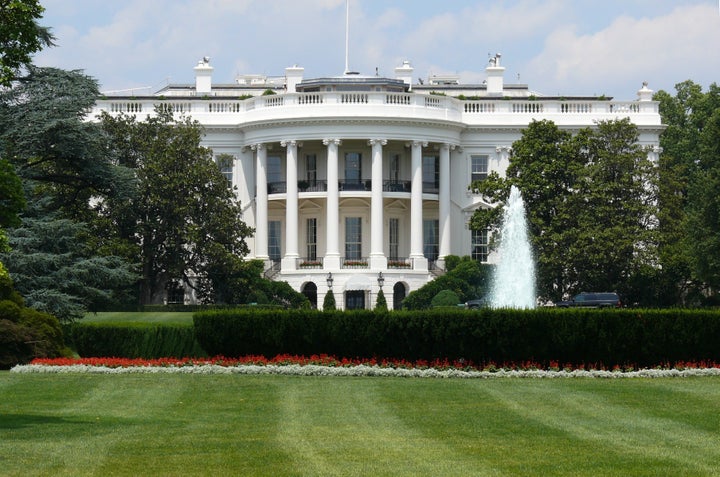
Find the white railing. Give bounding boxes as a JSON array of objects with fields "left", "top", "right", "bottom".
[{"left": 93, "top": 92, "right": 660, "bottom": 125}]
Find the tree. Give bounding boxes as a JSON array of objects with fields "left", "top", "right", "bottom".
[
  {"left": 0, "top": 0, "right": 54, "bottom": 87},
  {"left": 99, "top": 109, "right": 254, "bottom": 304},
  {"left": 655, "top": 81, "right": 720, "bottom": 303},
  {"left": 323, "top": 290, "right": 336, "bottom": 311},
  {"left": 470, "top": 119, "right": 658, "bottom": 303},
  {"left": 1, "top": 209, "right": 137, "bottom": 322},
  {"left": 375, "top": 289, "right": 388, "bottom": 312},
  {"left": 402, "top": 257, "right": 491, "bottom": 309}
]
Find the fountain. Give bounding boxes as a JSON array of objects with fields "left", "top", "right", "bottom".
[{"left": 489, "top": 185, "right": 536, "bottom": 309}]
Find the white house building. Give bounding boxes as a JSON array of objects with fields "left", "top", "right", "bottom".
[{"left": 91, "top": 55, "right": 663, "bottom": 309}]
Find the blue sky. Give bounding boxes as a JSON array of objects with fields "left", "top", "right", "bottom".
[{"left": 33, "top": 0, "right": 720, "bottom": 98}]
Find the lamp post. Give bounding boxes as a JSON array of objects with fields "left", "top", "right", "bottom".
[
  {"left": 326, "top": 272, "right": 334, "bottom": 290},
  {"left": 377, "top": 271, "right": 384, "bottom": 290}
]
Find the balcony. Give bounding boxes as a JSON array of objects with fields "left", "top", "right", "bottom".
[
  {"left": 342, "top": 257, "right": 369, "bottom": 269},
  {"left": 267, "top": 179, "right": 432, "bottom": 195}
]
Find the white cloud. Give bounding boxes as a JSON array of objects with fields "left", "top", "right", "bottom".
[{"left": 527, "top": 3, "right": 720, "bottom": 96}]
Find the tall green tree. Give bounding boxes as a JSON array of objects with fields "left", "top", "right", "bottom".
[
  {"left": 657, "top": 82, "right": 720, "bottom": 298},
  {"left": 99, "top": 109, "right": 254, "bottom": 304},
  {"left": 0, "top": 0, "right": 54, "bottom": 86},
  {"left": 471, "top": 119, "right": 658, "bottom": 303}
]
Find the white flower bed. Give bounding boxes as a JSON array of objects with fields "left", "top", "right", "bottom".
[{"left": 11, "top": 364, "right": 720, "bottom": 379}]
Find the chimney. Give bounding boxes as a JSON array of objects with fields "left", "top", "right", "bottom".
[
  {"left": 194, "top": 57, "right": 213, "bottom": 94},
  {"left": 485, "top": 53, "right": 504, "bottom": 96},
  {"left": 637, "top": 81, "right": 653, "bottom": 102},
  {"left": 395, "top": 60, "right": 414, "bottom": 91},
  {"left": 285, "top": 65, "right": 304, "bottom": 93}
]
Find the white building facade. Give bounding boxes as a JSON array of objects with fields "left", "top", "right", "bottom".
[{"left": 92, "top": 57, "right": 663, "bottom": 309}]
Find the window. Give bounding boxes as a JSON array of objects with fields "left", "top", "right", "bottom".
[
  {"left": 216, "top": 154, "right": 233, "bottom": 187},
  {"left": 269, "top": 220, "right": 281, "bottom": 261},
  {"left": 267, "top": 156, "right": 283, "bottom": 183},
  {"left": 471, "top": 155, "right": 488, "bottom": 183},
  {"left": 423, "top": 219, "right": 439, "bottom": 260},
  {"left": 345, "top": 152, "right": 361, "bottom": 183},
  {"left": 471, "top": 228, "right": 489, "bottom": 262},
  {"left": 306, "top": 218, "right": 317, "bottom": 260},
  {"left": 389, "top": 218, "right": 399, "bottom": 259},
  {"left": 345, "top": 217, "right": 362, "bottom": 259},
  {"left": 422, "top": 155, "right": 439, "bottom": 192},
  {"left": 389, "top": 154, "right": 400, "bottom": 182},
  {"left": 306, "top": 154, "right": 317, "bottom": 183},
  {"left": 345, "top": 290, "right": 365, "bottom": 310}
]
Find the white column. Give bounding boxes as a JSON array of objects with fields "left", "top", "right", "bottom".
[
  {"left": 437, "top": 143, "right": 452, "bottom": 268},
  {"left": 253, "top": 144, "right": 269, "bottom": 261},
  {"left": 369, "top": 139, "right": 387, "bottom": 269},
  {"left": 410, "top": 141, "right": 428, "bottom": 270},
  {"left": 281, "top": 140, "right": 299, "bottom": 270},
  {"left": 324, "top": 139, "right": 341, "bottom": 269}
]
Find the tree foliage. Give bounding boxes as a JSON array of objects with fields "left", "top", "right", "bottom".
[
  {"left": 402, "top": 256, "right": 492, "bottom": 310},
  {"left": 98, "top": 109, "right": 254, "bottom": 304},
  {"left": 0, "top": 0, "right": 54, "bottom": 87},
  {"left": 656, "top": 81, "right": 720, "bottom": 302},
  {"left": 470, "top": 119, "right": 657, "bottom": 304}
]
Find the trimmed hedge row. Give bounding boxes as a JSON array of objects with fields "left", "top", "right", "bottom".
[
  {"left": 194, "top": 308, "right": 720, "bottom": 367},
  {"left": 68, "top": 322, "right": 207, "bottom": 358}
]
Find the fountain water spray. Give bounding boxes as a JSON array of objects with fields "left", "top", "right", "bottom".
[{"left": 489, "top": 185, "right": 536, "bottom": 309}]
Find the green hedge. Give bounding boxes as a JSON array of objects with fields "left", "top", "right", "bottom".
[
  {"left": 194, "top": 308, "right": 720, "bottom": 367},
  {"left": 68, "top": 322, "right": 207, "bottom": 358}
]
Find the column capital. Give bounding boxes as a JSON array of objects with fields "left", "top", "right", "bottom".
[
  {"left": 280, "top": 140, "right": 302, "bottom": 148},
  {"left": 323, "top": 138, "right": 342, "bottom": 146},
  {"left": 367, "top": 139, "right": 387, "bottom": 147},
  {"left": 406, "top": 141, "right": 428, "bottom": 148},
  {"left": 250, "top": 143, "right": 265, "bottom": 151},
  {"left": 495, "top": 145, "right": 512, "bottom": 154},
  {"left": 440, "top": 143, "right": 458, "bottom": 151}
]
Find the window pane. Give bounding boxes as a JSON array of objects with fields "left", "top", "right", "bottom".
[
  {"left": 345, "top": 217, "right": 362, "bottom": 259},
  {"left": 268, "top": 156, "right": 283, "bottom": 183},
  {"left": 306, "top": 154, "right": 317, "bottom": 182},
  {"left": 345, "top": 153, "right": 361, "bottom": 182},
  {"left": 306, "top": 218, "right": 317, "bottom": 260},
  {"left": 471, "top": 155, "right": 488, "bottom": 183},
  {"left": 389, "top": 218, "right": 399, "bottom": 259},
  {"left": 422, "top": 155, "right": 439, "bottom": 187},
  {"left": 423, "top": 219, "right": 439, "bottom": 260},
  {"left": 471, "top": 228, "right": 489, "bottom": 262},
  {"left": 269, "top": 220, "right": 282, "bottom": 260}
]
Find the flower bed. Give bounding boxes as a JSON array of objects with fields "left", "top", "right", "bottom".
[{"left": 10, "top": 355, "right": 720, "bottom": 379}]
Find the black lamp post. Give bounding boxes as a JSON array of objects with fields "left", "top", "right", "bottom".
[
  {"left": 377, "top": 271, "right": 385, "bottom": 290},
  {"left": 326, "top": 272, "right": 334, "bottom": 290}
]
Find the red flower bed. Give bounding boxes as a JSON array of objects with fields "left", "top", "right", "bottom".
[{"left": 29, "top": 355, "right": 720, "bottom": 372}]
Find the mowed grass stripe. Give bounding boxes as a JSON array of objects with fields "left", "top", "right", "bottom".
[
  {"left": 3, "top": 374, "right": 720, "bottom": 476},
  {"left": 275, "top": 378, "right": 493, "bottom": 477}
]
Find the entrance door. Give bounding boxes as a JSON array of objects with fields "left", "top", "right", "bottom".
[
  {"left": 393, "top": 282, "right": 406, "bottom": 310},
  {"left": 345, "top": 290, "right": 365, "bottom": 310},
  {"left": 301, "top": 282, "right": 318, "bottom": 309}
]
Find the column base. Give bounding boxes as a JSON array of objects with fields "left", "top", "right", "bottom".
[
  {"left": 369, "top": 254, "right": 387, "bottom": 270},
  {"left": 281, "top": 255, "right": 299, "bottom": 271},
  {"left": 411, "top": 255, "right": 428, "bottom": 271},
  {"left": 323, "top": 254, "right": 341, "bottom": 270}
]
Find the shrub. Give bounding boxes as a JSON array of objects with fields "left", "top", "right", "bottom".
[
  {"left": 323, "top": 290, "right": 336, "bottom": 311},
  {"left": 431, "top": 290, "right": 461, "bottom": 308},
  {"left": 375, "top": 290, "right": 388, "bottom": 312}
]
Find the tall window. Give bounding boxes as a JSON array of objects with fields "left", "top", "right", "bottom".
[
  {"left": 306, "top": 218, "right": 317, "bottom": 260},
  {"left": 422, "top": 155, "right": 439, "bottom": 192},
  {"left": 345, "top": 217, "right": 362, "bottom": 259},
  {"left": 389, "top": 218, "right": 399, "bottom": 259},
  {"left": 306, "top": 154, "right": 317, "bottom": 183},
  {"left": 471, "top": 155, "right": 488, "bottom": 183},
  {"left": 423, "top": 219, "right": 439, "bottom": 260},
  {"left": 269, "top": 220, "right": 282, "bottom": 261},
  {"left": 389, "top": 154, "right": 400, "bottom": 182},
  {"left": 345, "top": 152, "right": 361, "bottom": 183},
  {"left": 267, "top": 156, "right": 283, "bottom": 183},
  {"left": 471, "top": 228, "right": 489, "bottom": 262},
  {"left": 216, "top": 154, "right": 233, "bottom": 187}
]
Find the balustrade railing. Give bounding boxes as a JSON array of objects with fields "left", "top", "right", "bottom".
[
  {"left": 297, "top": 257, "right": 323, "bottom": 269},
  {"left": 342, "top": 257, "right": 369, "bottom": 268}
]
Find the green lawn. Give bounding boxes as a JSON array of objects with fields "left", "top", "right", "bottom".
[
  {"left": 80, "top": 311, "right": 194, "bottom": 325},
  {"left": 2, "top": 374, "right": 719, "bottom": 476}
]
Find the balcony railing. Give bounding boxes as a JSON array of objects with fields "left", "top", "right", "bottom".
[
  {"left": 267, "top": 179, "right": 436, "bottom": 195},
  {"left": 297, "top": 257, "right": 323, "bottom": 269},
  {"left": 342, "top": 257, "right": 369, "bottom": 269},
  {"left": 387, "top": 258, "right": 412, "bottom": 269},
  {"left": 93, "top": 93, "right": 660, "bottom": 129}
]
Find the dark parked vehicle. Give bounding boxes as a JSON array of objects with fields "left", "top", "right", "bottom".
[
  {"left": 555, "top": 292, "right": 622, "bottom": 308},
  {"left": 465, "top": 297, "right": 488, "bottom": 309}
]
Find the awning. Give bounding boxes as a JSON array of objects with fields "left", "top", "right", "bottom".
[{"left": 344, "top": 274, "right": 373, "bottom": 291}]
